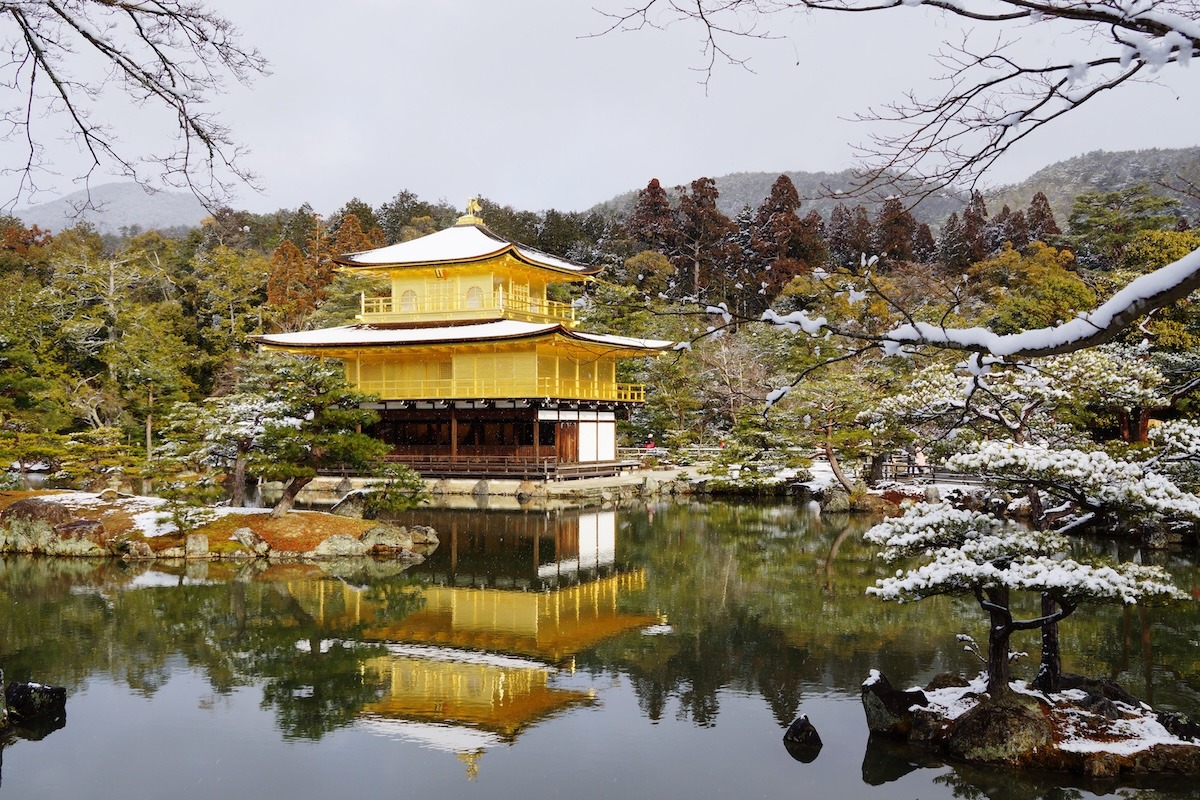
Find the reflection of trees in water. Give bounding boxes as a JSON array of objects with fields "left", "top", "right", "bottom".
[
  {"left": 3, "top": 502, "right": 1199, "bottom": 745},
  {"left": 0, "top": 560, "right": 422, "bottom": 739}
]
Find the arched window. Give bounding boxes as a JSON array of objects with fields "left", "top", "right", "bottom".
[
  {"left": 465, "top": 285, "right": 483, "bottom": 310},
  {"left": 400, "top": 289, "right": 418, "bottom": 312}
]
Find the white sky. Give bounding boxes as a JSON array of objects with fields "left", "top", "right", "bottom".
[{"left": 6, "top": 2, "right": 1198, "bottom": 216}]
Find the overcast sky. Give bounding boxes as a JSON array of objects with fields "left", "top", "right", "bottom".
[{"left": 8, "top": 2, "right": 1199, "bottom": 216}]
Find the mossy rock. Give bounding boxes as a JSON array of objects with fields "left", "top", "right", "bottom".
[{"left": 946, "top": 693, "right": 1051, "bottom": 764}]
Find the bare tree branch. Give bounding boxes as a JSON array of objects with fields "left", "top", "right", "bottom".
[{"left": 0, "top": 0, "right": 269, "bottom": 211}]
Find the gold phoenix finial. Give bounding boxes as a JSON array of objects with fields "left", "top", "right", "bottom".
[{"left": 456, "top": 196, "right": 483, "bottom": 225}]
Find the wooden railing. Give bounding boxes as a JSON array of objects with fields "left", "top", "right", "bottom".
[
  {"left": 378, "top": 454, "right": 640, "bottom": 479},
  {"left": 359, "top": 291, "right": 575, "bottom": 325},
  {"left": 355, "top": 376, "right": 644, "bottom": 403}
]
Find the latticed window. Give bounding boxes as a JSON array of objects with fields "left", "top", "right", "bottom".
[{"left": 400, "top": 289, "right": 417, "bottom": 312}]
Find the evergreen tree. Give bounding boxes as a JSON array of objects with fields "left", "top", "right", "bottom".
[
  {"left": 627, "top": 178, "right": 680, "bottom": 257},
  {"left": 911, "top": 223, "right": 936, "bottom": 264},
  {"left": 962, "top": 190, "right": 990, "bottom": 263},
  {"left": 748, "top": 175, "right": 825, "bottom": 299},
  {"left": 872, "top": 196, "right": 916, "bottom": 263},
  {"left": 265, "top": 240, "right": 320, "bottom": 332},
  {"left": 675, "top": 177, "right": 736, "bottom": 299},
  {"left": 938, "top": 212, "right": 971, "bottom": 273},
  {"left": 827, "top": 202, "right": 872, "bottom": 268},
  {"left": 1025, "top": 191, "right": 1062, "bottom": 243},
  {"left": 1066, "top": 185, "right": 1182, "bottom": 270}
]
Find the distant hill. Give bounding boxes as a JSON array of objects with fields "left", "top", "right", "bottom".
[
  {"left": 12, "top": 182, "right": 208, "bottom": 235},
  {"left": 984, "top": 147, "right": 1200, "bottom": 225},
  {"left": 594, "top": 148, "right": 1200, "bottom": 231},
  {"left": 592, "top": 169, "right": 967, "bottom": 227}
]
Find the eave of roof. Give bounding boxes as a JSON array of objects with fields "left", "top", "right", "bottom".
[{"left": 253, "top": 321, "right": 675, "bottom": 353}]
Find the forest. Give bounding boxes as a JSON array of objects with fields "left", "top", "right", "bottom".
[{"left": 0, "top": 175, "right": 1198, "bottom": 526}]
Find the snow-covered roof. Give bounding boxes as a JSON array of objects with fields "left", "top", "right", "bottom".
[
  {"left": 254, "top": 320, "right": 675, "bottom": 353},
  {"left": 335, "top": 222, "right": 599, "bottom": 277}
]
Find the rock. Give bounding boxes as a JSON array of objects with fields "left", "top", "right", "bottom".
[
  {"left": 852, "top": 493, "right": 902, "bottom": 516},
  {"left": 824, "top": 487, "right": 852, "bottom": 513},
  {"left": 430, "top": 479, "right": 451, "bottom": 496},
  {"left": 158, "top": 546, "right": 186, "bottom": 558},
  {"left": 516, "top": 480, "right": 539, "bottom": 504},
  {"left": 2, "top": 518, "right": 58, "bottom": 554},
  {"left": 5, "top": 681, "right": 66, "bottom": 727},
  {"left": 409, "top": 525, "right": 439, "bottom": 546},
  {"left": 119, "top": 540, "right": 155, "bottom": 559},
  {"left": 230, "top": 527, "right": 271, "bottom": 557},
  {"left": 308, "top": 534, "right": 369, "bottom": 558},
  {"left": 46, "top": 519, "right": 109, "bottom": 557},
  {"left": 642, "top": 476, "right": 660, "bottom": 496},
  {"left": 861, "top": 671, "right": 930, "bottom": 737},
  {"left": 185, "top": 532, "right": 209, "bottom": 559},
  {"left": 923, "top": 485, "right": 942, "bottom": 504},
  {"left": 472, "top": 480, "right": 489, "bottom": 497},
  {"left": 945, "top": 693, "right": 1051, "bottom": 764},
  {"left": 330, "top": 490, "right": 369, "bottom": 519},
  {"left": 98, "top": 488, "right": 121, "bottom": 502},
  {"left": 1, "top": 497, "right": 73, "bottom": 526},
  {"left": 359, "top": 524, "right": 415, "bottom": 554},
  {"left": 782, "top": 715, "right": 823, "bottom": 763},
  {"left": 1160, "top": 712, "right": 1200, "bottom": 742}
]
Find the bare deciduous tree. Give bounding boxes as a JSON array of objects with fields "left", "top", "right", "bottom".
[{"left": 1, "top": 0, "right": 269, "bottom": 210}]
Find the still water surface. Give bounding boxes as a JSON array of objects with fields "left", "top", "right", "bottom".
[{"left": 2, "top": 501, "right": 1199, "bottom": 799}]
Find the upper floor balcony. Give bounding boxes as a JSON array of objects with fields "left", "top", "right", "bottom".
[
  {"left": 353, "top": 375, "right": 645, "bottom": 403},
  {"left": 359, "top": 289, "right": 575, "bottom": 326}
]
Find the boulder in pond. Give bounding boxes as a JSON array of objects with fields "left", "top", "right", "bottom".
[
  {"left": 307, "top": 534, "right": 369, "bottom": 558},
  {"left": 861, "top": 670, "right": 929, "bottom": 737},
  {"left": 359, "top": 524, "right": 415, "bottom": 555},
  {"left": 5, "top": 681, "right": 66, "bottom": 727},
  {"left": 782, "top": 714, "right": 823, "bottom": 763}
]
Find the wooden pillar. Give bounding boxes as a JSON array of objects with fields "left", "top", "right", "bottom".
[{"left": 450, "top": 406, "right": 458, "bottom": 460}]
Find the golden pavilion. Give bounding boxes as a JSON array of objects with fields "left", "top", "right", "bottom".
[{"left": 255, "top": 202, "right": 673, "bottom": 478}]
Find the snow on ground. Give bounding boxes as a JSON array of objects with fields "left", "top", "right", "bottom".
[{"left": 42, "top": 490, "right": 271, "bottom": 538}]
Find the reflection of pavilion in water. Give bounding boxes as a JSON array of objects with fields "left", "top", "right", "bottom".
[
  {"left": 289, "top": 508, "right": 657, "bottom": 777},
  {"left": 404, "top": 505, "right": 624, "bottom": 590}
]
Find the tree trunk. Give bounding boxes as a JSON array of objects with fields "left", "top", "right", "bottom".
[
  {"left": 270, "top": 475, "right": 313, "bottom": 519},
  {"left": 1033, "top": 592, "right": 1062, "bottom": 692},
  {"left": 984, "top": 587, "right": 1013, "bottom": 698},
  {"left": 1024, "top": 484, "right": 1063, "bottom": 692},
  {"left": 231, "top": 453, "right": 248, "bottom": 507},
  {"left": 823, "top": 427, "right": 855, "bottom": 494}
]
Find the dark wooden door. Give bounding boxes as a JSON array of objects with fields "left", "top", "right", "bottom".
[{"left": 557, "top": 422, "right": 578, "bottom": 463}]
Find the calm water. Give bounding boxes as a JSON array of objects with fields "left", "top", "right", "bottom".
[{"left": 2, "top": 500, "right": 1200, "bottom": 799}]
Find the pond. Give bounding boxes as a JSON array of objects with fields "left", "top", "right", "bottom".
[{"left": 2, "top": 500, "right": 1199, "bottom": 799}]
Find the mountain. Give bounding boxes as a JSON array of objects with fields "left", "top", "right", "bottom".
[
  {"left": 984, "top": 147, "right": 1200, "bottom": 225},
  {"left": 594, "top": 148, "right": 1200, "bottom": 230},
  {"left": 11, "top": 182, "right": 208, "bottom": 235}
]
